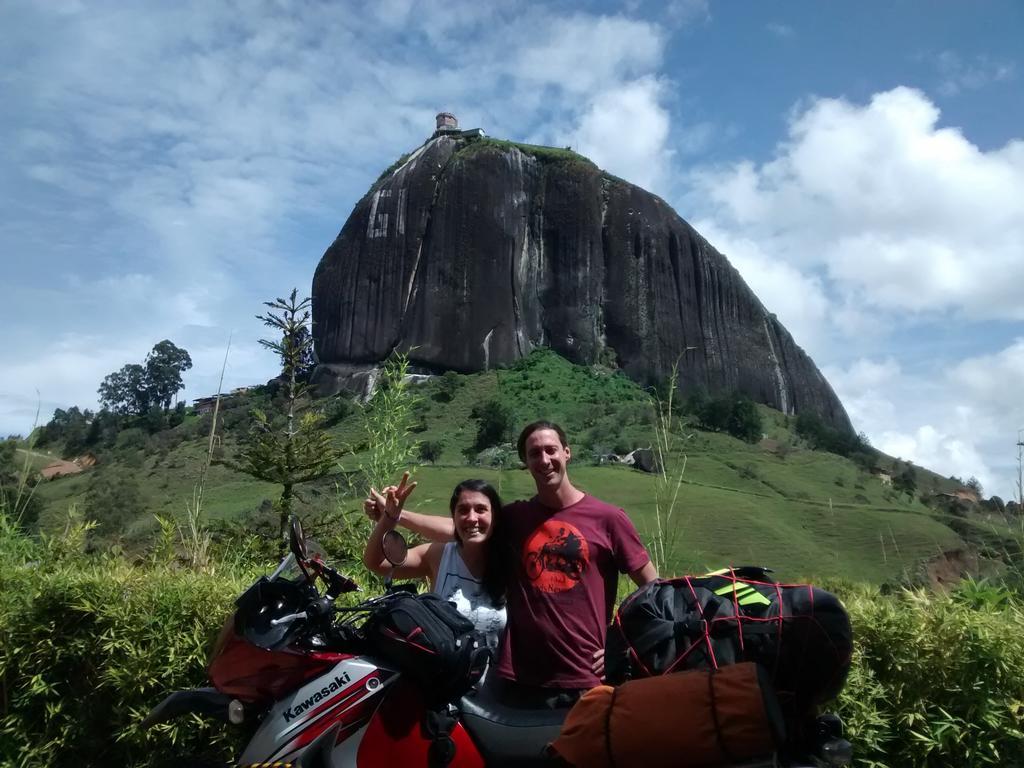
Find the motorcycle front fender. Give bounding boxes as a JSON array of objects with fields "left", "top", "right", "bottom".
[{"left": 142, "top": 687, "right": 234, "bottom": 728}]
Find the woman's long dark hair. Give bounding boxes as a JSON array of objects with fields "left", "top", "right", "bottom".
[{"left": 449, "top": 479, "right": 506, "bottom": 606}]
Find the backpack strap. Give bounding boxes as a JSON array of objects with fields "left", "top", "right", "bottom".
[{"left": 424, "top": 703, "right": 459, "bottom": 768}]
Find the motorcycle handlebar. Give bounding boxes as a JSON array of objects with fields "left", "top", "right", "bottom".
[{"left": 270, "top": 611, "right": 308, "bottom": 626}]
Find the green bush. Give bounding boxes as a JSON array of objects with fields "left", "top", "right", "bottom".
[
  {"left": 3, "top": 514, "right": 1023, "bottom": 768},
  {"left": 837, "top": 584, "right": 1024, "bottom": 767},
  {"left": 0, "top": 528, "right": 249, "bottom": 767}
]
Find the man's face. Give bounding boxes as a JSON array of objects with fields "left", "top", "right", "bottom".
[{"left": 523, "top": 428, "right": 571, "bottom": 491}]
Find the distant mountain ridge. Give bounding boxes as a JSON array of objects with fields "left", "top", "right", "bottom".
[{"left": 312, "top": 123, "right": 852, "bottom": 432}]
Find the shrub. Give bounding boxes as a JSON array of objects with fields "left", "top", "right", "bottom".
[
  {"left": 837, "top": 585, "right": 1024, "bottom": 766},
  {"left": 418, "top": 440, "right": 443, "bottom": 464},
  {"left": 0, "top": 532, "right": 250, "bottom": 766},
  {"left": 471, "top": 399, "right": 513, "bottom": 451},
  {"left": 432, "top": 370, "right": 462, "bottom": 403},
  {"left": 83, "top": 470, "right": 145, "bottom": 536}
]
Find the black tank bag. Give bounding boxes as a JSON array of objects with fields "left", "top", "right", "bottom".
[{"left": 363, "top": 592, "right": 490, "bottom": 706}]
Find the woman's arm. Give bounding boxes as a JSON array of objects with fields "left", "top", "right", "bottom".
[{"left": 363, "top": 529, "right": 440, "bottom": 583}]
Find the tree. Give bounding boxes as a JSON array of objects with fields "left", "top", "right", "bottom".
[
  {"left": 419, "top": 440, "right": 443, "bottom": 464},
  {"left": 99, "top": 364, "right": 149, "bottom": 415},
  {"left": 966, "top": 476, "right": 984, "bottom": 497},
  {"left": 893, "top": 463, "right": 918, "bottom": 501},
  {"left": 225, "top": 290, "right": 339, "bottom": 548},
  {"left": 97, "top": 340, "right": 191, "bottom": 416},
  {"left": 726, "top": 396, "right": 763, "bottom": 443},
  {"left": 145, "top": 340, "right": 193, "bottom": 412},
  {"left": 433, "top": 371, "right": 462, "bottom": 403},
  {"left": 472, "top": 399, "right": 513, "bottom": 451}
]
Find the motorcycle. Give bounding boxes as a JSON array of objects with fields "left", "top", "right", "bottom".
[{"left": 144, "top": 518, "right": 853, "bottom": 767}]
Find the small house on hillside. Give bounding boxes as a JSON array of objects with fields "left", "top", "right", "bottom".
[
  {"left": 870, "top": 467, "right": 893, "bottom": 486},
  {"left": 193, "top": 396, "right": 219, "bottom": 415}
]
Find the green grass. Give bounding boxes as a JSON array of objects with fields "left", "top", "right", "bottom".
[
  {"left": 31, "top": 349, "right": 989, "bottom": 585},
  {"left": 397, "top": 463, "right": 961, "bottom": 584}
]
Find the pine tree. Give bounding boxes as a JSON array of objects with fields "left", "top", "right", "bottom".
[{"left": 226, "top": 289, "right": 338, "bottom": 548}]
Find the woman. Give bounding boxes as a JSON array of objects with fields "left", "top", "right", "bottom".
[{"left": 362, "top": 473, "right": 507, "bottom": 653}]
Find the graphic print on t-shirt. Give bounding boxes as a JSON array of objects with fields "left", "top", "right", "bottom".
[{"left": 522, "top": 520, "right": 590, "bottom": 593}]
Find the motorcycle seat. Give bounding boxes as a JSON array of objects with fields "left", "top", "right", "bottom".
[{"left": 457, "top": 687, "right": 569, "bottom": 766}]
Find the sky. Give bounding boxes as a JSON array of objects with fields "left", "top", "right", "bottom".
[{"left": 1, "top": 0, "right": 1022, "bottom": 499}]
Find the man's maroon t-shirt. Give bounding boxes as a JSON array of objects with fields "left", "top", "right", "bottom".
[{"left": 493, "top": 494, "right": 650, "bottom": 689}]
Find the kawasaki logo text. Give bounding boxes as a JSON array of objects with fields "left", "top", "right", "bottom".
[{"left": 282, "top": 673, "right": 352, "bottom": 722}]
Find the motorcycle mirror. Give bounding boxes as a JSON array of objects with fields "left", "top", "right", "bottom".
[
  {"left": 381, "top": 529, "right": 408, "bottom": 567},
  {"left": 289, "top": 516, "right": 308, "bottom": 560}
]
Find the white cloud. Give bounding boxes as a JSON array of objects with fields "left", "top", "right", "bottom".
[
  {"left": 687, "top": 87, "right": 1024, "bottom": 321},
  {"left": 933, "top": 51, "right": 1016, "bottom": 96},
  {"left": 664, "top": 0, "right": 711, "bottom": 26},
  {"left": 568, "top": 77, "right": 673, "bottom": 192},
  {"left": 825, "top": 342, "right": 1024, "bottom": 499},
  {"left": 685, "top": 87, "right": 1024, "bottom": 499},
  {"left": 766, "top": 22, "right": 795, "bottom": 39},
  {"left": 514, "top": 14, "right": 664, "bottom": 95}
]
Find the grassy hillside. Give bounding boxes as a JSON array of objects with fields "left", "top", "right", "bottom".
[{"left": 29, "top": 350, "right": 1007, "bottom": 585}]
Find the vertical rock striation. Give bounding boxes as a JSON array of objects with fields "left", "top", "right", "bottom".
[{"left": 313, "top": 136, "right": 852, "bottom": 432}]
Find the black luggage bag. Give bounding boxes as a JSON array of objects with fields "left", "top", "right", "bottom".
[{"left": 605, "top": 567, "right": 853, "bottom": 719}]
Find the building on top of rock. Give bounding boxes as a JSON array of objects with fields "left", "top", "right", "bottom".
[
  {"left": 433, "top": 112, "right": 486, "bottom": 139},
  {"left": 435, "top": 112, "right": 458, "bottom": 132}
]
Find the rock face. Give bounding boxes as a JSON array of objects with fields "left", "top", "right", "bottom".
[{"left": 313, "top": 135, "right": 853, "bottom": 432}]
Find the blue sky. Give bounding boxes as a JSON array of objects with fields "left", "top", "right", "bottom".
[{"left": 1, "top": 0, "right": 1022, "bottom": 499}]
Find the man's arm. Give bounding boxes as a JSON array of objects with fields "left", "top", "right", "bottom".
[
  {"left": 629, "top": 560, "right": 658, "bottom": 586},
  {"left": 395, "top": 509, "right": 456, "bottom": 542}
]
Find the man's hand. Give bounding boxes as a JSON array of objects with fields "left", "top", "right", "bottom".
[{"left": 591, "top": 647, "right": 605, "bottom": 680}]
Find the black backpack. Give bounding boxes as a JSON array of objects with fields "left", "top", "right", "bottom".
[
  {"left": 605, "top": 567, "right": 853, "bottom": 719},
  {"left": 363, "top": 592, "right": 490, "bottom": 707}
]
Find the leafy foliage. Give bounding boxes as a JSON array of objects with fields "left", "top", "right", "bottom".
[
  {"left": 98, "top": 340, "right": 192, "bottom": 416},
  {"left": 471, "top": 399, "right": 514, "bottom": 450},
  {"left": 225, "top": 290, "right": 339, "bottom": 546},
  {"left": 0, "top": 438, "right": 42, "bottom": 530},
  {"left": 418, "top": 440, "right": 443, "bottom": 464},
  {"left": 685, "top": 390, "right": 764, "bottom": 443},
  {"left": 794, "top": 411, "right": 873, "bottom": 464},
  {"left": 0, "top": 525, "right": 246, "bottom": 767},
  {"left": 356, "top": 351, "right": 420, "bottom": 491},
  {"left": 837, "top": 583, "right": 1024, "bottom": 767}
]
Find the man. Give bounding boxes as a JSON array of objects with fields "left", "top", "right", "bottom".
[{"left": 380, "top": 420, "right": 657, "bottom": 707}]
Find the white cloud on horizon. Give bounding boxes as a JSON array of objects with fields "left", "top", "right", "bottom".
[
  {"left": 685, "top": 87, "right": 1024, "bottom": 498},
  {"left": 825, "top": 343, "right": 1024, "bottom": 500}
]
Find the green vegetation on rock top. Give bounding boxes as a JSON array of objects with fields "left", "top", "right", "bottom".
[{"left": 455, "top": 136, "right": 598, "bottom": 168}]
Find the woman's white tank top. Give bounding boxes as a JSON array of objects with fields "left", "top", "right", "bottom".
[{"left": 434, "top": 541, "right": 507, "bottom": 652}]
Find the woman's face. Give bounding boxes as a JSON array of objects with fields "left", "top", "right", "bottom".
[{"left": 452, "top": 490, "right": 494, "bottom": 545}]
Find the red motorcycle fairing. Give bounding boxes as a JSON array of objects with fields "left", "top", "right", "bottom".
[
  {"left": 208, "top": 617, "right": 352, "bottom": 704},
  {"left": 239, "top": 657, "right": 400, "bottom": 765},
  {"left": 358, "top": 679, "right": 485, "bottom": 768}
]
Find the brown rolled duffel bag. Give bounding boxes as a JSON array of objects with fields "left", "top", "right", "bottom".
[{"left": 550, "top": 662, "right": 784, "bottom": 768}]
